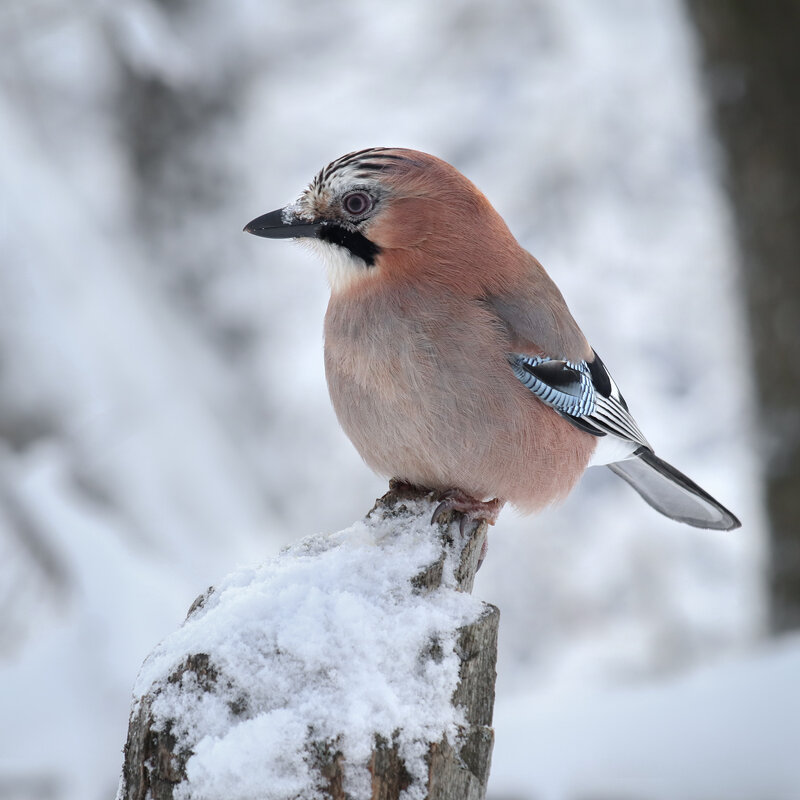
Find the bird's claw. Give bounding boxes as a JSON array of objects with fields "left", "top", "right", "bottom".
[
  {"left": 429, "top": 490, "right": 504, "bottom": 531},
  {"left": 431, "top": 500, "right": 475, "bottom": 536},
  {"left": 430, "top": 490, "right": 501, "bottom": 572},
  {"left": 430, "top": 500, "right": 452, "bottom": 527}
]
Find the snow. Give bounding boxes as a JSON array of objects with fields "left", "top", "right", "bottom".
[
  {"left": 129, "top": 499, "right": 484, "bottom": 800},
  {"left": 0, "top": 0, "right": 774, "bottom": 798},
  {"left": 489, "top": 634, "right": 800, "bottom": 800}
]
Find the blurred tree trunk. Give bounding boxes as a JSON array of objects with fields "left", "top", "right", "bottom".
[{"left": 686, "top": 1, "right": 800, "bottom": 631}]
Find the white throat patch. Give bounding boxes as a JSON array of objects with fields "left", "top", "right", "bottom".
[{"left": 300, "top": 239, "right": 377, "bottom": 294}]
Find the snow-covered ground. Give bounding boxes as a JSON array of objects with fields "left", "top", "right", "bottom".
[
  {"left": 490, "top": 634, "right": 800, "bottom": 800},
  {"left": 0, "top": 0, "right": 773, "bottom": 798}
]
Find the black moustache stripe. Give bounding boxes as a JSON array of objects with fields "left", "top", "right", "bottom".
[{"left": 318, "top": 224, "right": 381, "bottom": 266}]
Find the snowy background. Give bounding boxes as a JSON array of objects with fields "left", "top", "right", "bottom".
[{"left": 0, "top": 0, "right": 788, "bottom": 798}]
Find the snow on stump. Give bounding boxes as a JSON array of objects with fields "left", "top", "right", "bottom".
[{"left": 117, "top": 483, "right": 499, "bottom": 800}]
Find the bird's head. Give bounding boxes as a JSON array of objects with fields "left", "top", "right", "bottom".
[{"left": 244, "top": 147, "right": 518, "bottom": 294}]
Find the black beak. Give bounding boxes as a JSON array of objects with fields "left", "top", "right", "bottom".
[{"left": 243, "top": 208, "right": 322, "bottom": 239}]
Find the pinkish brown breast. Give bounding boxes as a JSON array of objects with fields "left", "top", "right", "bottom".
[{"left": 323, "top": 280, "right": 596, "bottom": 511}]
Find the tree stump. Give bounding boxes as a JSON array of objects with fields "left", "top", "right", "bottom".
[{"left": 116, "top": 484, "right": 499, "bottom": 800}]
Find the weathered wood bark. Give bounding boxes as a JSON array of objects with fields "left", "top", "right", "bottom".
[
  {"left": 117, "top": 483, "right": 498, "bottom": 800},
  {"left": 686, "top": 0, "right": 800, "bottom": 631}
]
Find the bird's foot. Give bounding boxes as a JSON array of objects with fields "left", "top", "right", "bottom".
[{"left": 430, "top": 489, "right": 504, "bottom": 536}]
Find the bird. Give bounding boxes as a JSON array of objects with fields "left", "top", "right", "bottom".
[{"left": 244, "top": 147, "right": 740, "bottom": 532}]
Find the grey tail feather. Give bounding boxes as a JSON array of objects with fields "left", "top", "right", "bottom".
[{"left": 608, "top": 448, "right": 741, "bottom": 531}]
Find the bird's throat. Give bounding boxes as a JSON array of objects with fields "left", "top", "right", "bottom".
[
  {"left": 303, "top": 238, "right": 381, "bottom": 294},
  {"left": 318, "top": 224, "right": 380, "bottom": 266}
]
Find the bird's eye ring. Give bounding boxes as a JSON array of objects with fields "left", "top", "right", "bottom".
[{"left": 342, "top": 191, "right": 373, "bottom": 217}]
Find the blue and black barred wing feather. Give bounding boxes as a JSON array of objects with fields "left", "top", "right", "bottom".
[
  {"left": 509, "top": 350, "right": 650, "bottom": 450},
  {"left": 509, "top": 349, "right": 741, "bottom": 531}
]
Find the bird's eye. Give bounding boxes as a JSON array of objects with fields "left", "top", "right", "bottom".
[{"left": 342, "top": 191, "right": 372, "bottom": 217}]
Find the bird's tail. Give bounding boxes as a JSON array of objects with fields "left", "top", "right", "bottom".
[{"left": 608, "top": 448, "right": 741, "bottom": 530}]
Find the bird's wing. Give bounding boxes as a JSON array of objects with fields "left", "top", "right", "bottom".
[
  {"left": 484, "top": 254, "right": 594, "bottom": 363},
  {"left": 508, "top": 349, "right": 650, "bottom": 451},
  {"left": 486, "top": 272, "right": 649, "bottom": 453},
  {"left": 507, "top": 350, "right": 741, "bottom": 531},
  {"left": 486, "top": 266, "right": 739, "bottom": 530}
]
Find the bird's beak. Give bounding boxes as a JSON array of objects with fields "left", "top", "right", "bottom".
[{"left": 243, "top": 207, "right": 322, "bottom": 239}]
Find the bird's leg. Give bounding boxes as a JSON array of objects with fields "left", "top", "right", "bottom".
[{"left": 430, "top": 489, "right": 505, "bottom": 534}]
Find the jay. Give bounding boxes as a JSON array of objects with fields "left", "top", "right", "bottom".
[{"left": 245, "top": 148, "right": 740, "bottom": 531}]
